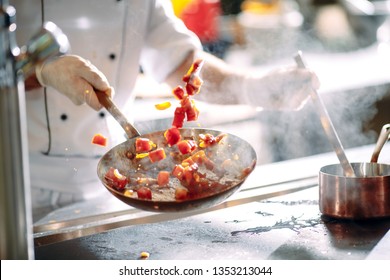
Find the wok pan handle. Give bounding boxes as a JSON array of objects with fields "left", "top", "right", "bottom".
[{"left": 95, "top": 90, "right": 141, "bottom": 139}]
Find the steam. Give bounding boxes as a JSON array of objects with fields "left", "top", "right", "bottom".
[{"left": 253, "top": 84, "right": 388, "bottom": 163}]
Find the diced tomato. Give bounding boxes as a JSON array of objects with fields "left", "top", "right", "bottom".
[
  {"left": 164, "top": 127, "right": 181, "bottom": 147},
  {"left": 181, "top": 156, "right": 195, "bottom": 167},
  {"left": 175, "top": 187, "right": 188, "bottom": 200},
  {"left": 199, "top": 133, "right": 226, "bottom": 148},
  {"left": 183, "top": 163, "right": 198, "bottom": 185},
  {"left": 185, "top": 82, "right": 199, "bottom": 96},
  {"left": 177, "top": 140, "right": 197, "bottom": 155},
  {"left": 190, "top": 150, "right": 206, "bottom": 164},
  {"left": 198, "top": 133, "right": 215, "bottom": 148},
  {"left": 182, "top": 59, "right": 204, "bottom": 83},
  {"left": 135, "top": 138, "right": 155, "bottom": 153},
  {"left": 180, "top": 97, "right": 198, "bottom": 122},
  {"left": 154, "top": 101, "right": 171, "bottom": 110},
  {"left": 172, "top": 164, "right": 185, "bottom": 180},
  {"left": 136, "top": 186, "right": 152, "bottom": 200},
  {"left": 183, "top": 59, "right": 204, "bottom": 95},
  {"left": 180, "top": 96, "right": 191, "bottom": 110},
  {"left": 148, "top": 148, "right": 166, "bottom": 163},
  {"left": 186, "top": 100, "right": 199, "bottom": 121},
  {"left": 172, "top": 107, "right": 186, "bottom": 128},
  {"left": 104, "top": 167, "right": 129, "bottom": 190},
  {"left": 157, "top": 171, "right": 170, "bottom": 186},
  {"left": 186, "top": 150, "right": 214, "bottom": 170},
  {"left": 91, "top": 133, "right": 107, "bottom": 147},
  {"left": 172, "top": 86, "right": 185, "bottom": 100}
]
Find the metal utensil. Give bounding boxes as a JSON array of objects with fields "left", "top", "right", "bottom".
[
  {"left": 95, "top": 90, "right": 140, "bottom": 139},
  {"left": 294, "top": 51, "right": 356, "bottom": 177},
  {"left": 371, "top": 123, "right": 390, "bottom": 163}
]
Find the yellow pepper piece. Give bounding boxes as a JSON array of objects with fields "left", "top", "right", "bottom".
[
  {"left": 136, "top": 152, "right": 149, "bottom": 159},
  {"left": 154, "top": 101, "right": 171, "bottom": 110}
]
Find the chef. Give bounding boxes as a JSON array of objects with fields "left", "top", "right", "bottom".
[{"left": 11, "top": 0, "right": 319, "bottom": 217}]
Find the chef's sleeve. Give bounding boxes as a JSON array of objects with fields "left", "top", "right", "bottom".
[{"left": 140, "top": 0, "right": 203, "bottom": 83}]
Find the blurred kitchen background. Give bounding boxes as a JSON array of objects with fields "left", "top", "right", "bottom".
[{"left": 133, "top": 0, "right": 390, "bottom": 165}]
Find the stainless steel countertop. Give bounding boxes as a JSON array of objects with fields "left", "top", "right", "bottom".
[{"left": 33, "top": 143, "right": 390, "bottom": 260}]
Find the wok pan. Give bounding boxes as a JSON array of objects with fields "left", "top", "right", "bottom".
[{"left": 95, "top": 91, "right": 257, "bottom": 212}]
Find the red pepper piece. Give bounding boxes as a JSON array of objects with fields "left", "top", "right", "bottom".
[
  {"left": 177, "top": 140, "right": 197, "bottom": 155},
  {"left": 135, "top": 137, "right": 154, "bottom": 153},
  {"left": 104, "top": 167, "right": 129, "bottom": 190},
  {"left": 148, "top": 148, "right": 166, "bottom": 163},
  {"left": 137, "top": 186, "right": 152, "bottom": 200},
  {"left": 175, "top": 187, "right": 188, "bottom": 200},
  {"left": 182, "top": 59, "right": 204, "bottom": 83},
  {"left": 157, "top": 171, "right": 170, "bottom": 186},
  {"left": 186, "top": 100, "right": 199, "bottom": 121},
  {"left": 91, "top": 133, "right": 108, "bottom": 147},
  {"left": 172, "top": 164, "right": 185, "bottom": 180},
  {"left": 164, "top": 127, "right": 181, "bottom": 147},
  {"left": 183, "top": 59, "right": 204, "bottom": 95},
  {"left": 172, "top": 86, "right": 185, "bottom": 100},
  {"left": 172, "top": 107, "right": 186, "bottom": 128}
]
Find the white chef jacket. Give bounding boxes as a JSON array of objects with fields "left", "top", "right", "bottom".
[{"left": 11, "top": 0, "right": 202, "bottom": 209}]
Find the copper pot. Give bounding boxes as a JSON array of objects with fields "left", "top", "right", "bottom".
[{"left": 319, "top": 162, "right": 390, "bottom": 219}]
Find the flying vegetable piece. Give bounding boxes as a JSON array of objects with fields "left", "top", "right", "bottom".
[
  {"left": 172, "top": 86, "right": 185, "bottom": 100},
  {"left": 91, "top": 133, "right": 107, "bottom": 146},
  {"left": 154, "top": 101, "right": 171, "bottom": 110},
  {"left": 172, "top": 107, "right": 186, "bottom": 128},
  {"left": 180, "top": 96, "right": 199, "bottom": 122},
  {"left": 182, "top": 59, "right": 205, "bottom": 95},
  {"left": 164, "top": 127, "right": 181, "bottom": 146}
]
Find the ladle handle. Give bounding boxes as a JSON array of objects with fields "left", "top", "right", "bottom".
[
  {"left": 95, "top": 90, "right": 140, "bottom": 139},
  {"left": 294, "top": 51, "right": 356, "bottom": 177},
  {"left": 371, "top": 123, "right": 390, "bottom": 163}
]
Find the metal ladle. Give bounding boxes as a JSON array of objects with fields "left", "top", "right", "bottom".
[
  {"left": 371, "top": 123, "right": 390, "bottom": 163},
  {"left": 294, "top": 51, "right": 356, "bottom": 177}
]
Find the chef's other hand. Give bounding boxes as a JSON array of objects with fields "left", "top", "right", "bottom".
[
  {"left": 35, "top": 55, "right": 113, "bottom": 111},
  {"left": 243, "top": 67, "right": 320, "bottom": 110}
]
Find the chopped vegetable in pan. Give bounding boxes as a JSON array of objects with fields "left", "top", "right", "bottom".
[{"left": 102, "top": 59, "right": 254, "bottom": 202}]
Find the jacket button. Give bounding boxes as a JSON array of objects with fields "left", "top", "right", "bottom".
[
  {"left": 109, "top": 53, "right": 116, "bottom": 60},
  {"left": 60, "top": 113, "right": 68, "bottom": 121}
]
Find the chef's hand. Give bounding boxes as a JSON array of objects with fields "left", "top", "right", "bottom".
[
  {"left": 243, "top": 67, "right": 320, "bottom": 110},
  {"left": 35, "top": 55, "right": 113, "bottom": 111}
]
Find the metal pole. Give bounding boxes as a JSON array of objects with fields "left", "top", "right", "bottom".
[
  {"left": 0, "top": 0, "right": 69, "bottom": 259},
  {"left": 0, "top": 0, "right": 34, "bottom": 259}
]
